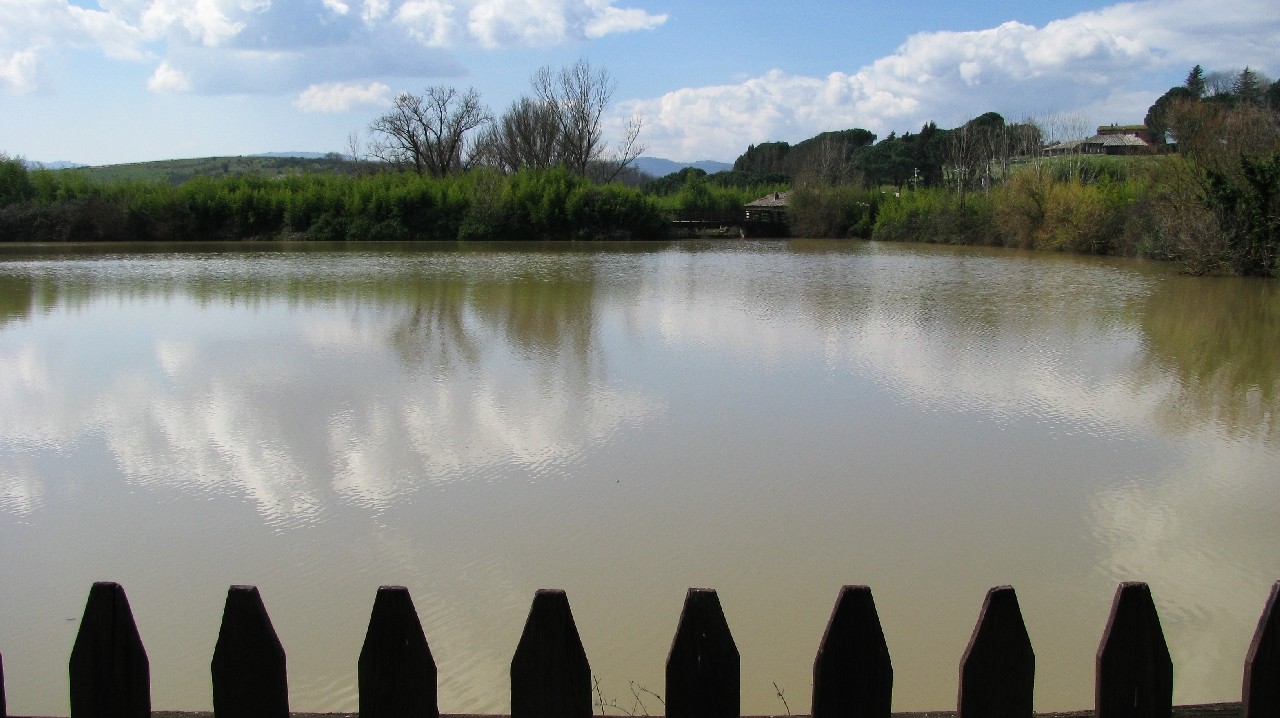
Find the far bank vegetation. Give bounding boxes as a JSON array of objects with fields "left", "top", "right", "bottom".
[
  {"left": 733, "top": 65, "right": 1280, "bottom": 277},
  {"left": 2, "top": 64, "right": 1278, "bottom": 276}
]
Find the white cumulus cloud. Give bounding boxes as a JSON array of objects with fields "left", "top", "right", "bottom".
[
  {"left": 361, "top": 0, "right": 390, "bottom": 23},
  {"left": 147, "top": 58, "right": 192, "bottom": 91},
  {"left": 0, "top": 0, "right": 664, "bottom": 95},
  {"left": 68, "top": 4, "right": 149, "bottom": 59},
  {"left": 137, "top": 0, "right": 251, "bottom": 47},
  {"left": 584, "top": 2, "right": 665, "bottom": 38},
  {"left": 0, "top": 49, "right": 38, "bottom": 93},
  {"left": 0, "top": 0, "right": 150, "bottom": 92},
  {"left": 396, "top": 0, "right": 456, "bottom": 46},
  {"left": 467, "top": 0, "right": 565, "bottom": 47},
  {"left": 624, "top": 0, "right": 1280, "bottom": 161},
  {"left": 294, "top": 80, "right": 392, "bottom": 112},
  {"left": 466, "top": 0, "right": 661, "bottom": 47}
]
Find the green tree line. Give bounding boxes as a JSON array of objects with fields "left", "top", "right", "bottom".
[{"left": 0, "top": 161, "right": 667, "bottom": 242}]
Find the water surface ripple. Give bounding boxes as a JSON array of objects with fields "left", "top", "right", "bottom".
[{"left": 0, "top": 240, "right": 1276, "bottom": 715}]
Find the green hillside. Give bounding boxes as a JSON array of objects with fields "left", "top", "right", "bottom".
[{"left": 75, "top": 154, "right": 358, "bottom": 185}]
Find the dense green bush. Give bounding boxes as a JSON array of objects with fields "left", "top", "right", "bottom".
[
  {"left": 786, "top": 185, "right": 881, "bottom": 238},
  {"left": 567, "top": 182, "right": 669, "bottom": 239},
  {"left": 0, "top": 154, "right": 35, "bottom": 206},
  {"left": 993, "top": 169, "right": 1149, "bottom": 254},
  {"left": 642, "top": 168, "right": 792, "bottom": 233},
  {"left": 872, "top": 188, "right": 999, "bottom": 245},
  {"left": 1046, "top": 155, "right": 1133, "bottom": 185},
  {"left": 0, "top": 166, "right": 669, "bottom": 242},
  {"left": 647, "top": 169, "right": 786, "bottom": 215},
  {"left": 869, "top": 160, "right": 1160, "bottom": 256},
  {"left": 8, "top": 143, "right": 1268, "bottom": 274}
]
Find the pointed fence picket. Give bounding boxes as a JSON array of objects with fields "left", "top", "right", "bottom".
[
  {"left": 2, "top": 579, "right": 1277, "bottom": 718},
  {"left": 511, "top": 589, "right": 592, "bottom": 718},
  {"left": 666, "top": 588, "right": 740, "bottom": 718},
  {"left": 1096, "top": 582, "right": 1173, "bottom": 718},
  {"left": 1244, "top": 581, "right": 1280, "bottom": 718},
  {"left": 958, "top": 586, "right": 1034, "bottom": 718},
  {"left": 811, "top": 585, "right": 891, "bottom": 718},
  {"left": 211, "top": 585, "right": 289, "bottom": 718},
  {"left": 359, "top": 586, "right": 437, "bottom": 718},
  {"left": 68, "top": 581, "right": 149, "bottom": 718}
]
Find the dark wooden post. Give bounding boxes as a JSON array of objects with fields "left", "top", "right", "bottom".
[
  {"left": 1244, "top": 580, "right": 1280, "bottom": 718},
  {"left": 211, "top": 585, "right": 288, "bottom": 718},
  {"left": 1095, "top": 582, "right": 1172, "bottom": 718},
  {"left": 68, "top": 581, "right": 150, "bottom": 718},
  {"left": 812, "top": 585, "right": 892, "bottom": 718},
  {"left": 510, "top": 589, "right": 591, "bottom": 718},
  {"left": 958, "top": 586, "right": 1034, "bottom": 718},
  {"left": 359, "top": 586, "right": 438, "bottom": 718},
  {"left": 666, "top": 588, "right": 739, "bottom": 718}
]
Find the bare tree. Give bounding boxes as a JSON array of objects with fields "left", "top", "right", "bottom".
[
  {"left": 979, "top": 117, "right": 1042, "bottom": 183},
  {"left": 368, "top": 86, "right": 491, "bottom": 177},
  {"left": 943, "top": 122, "right": 983, "bottom": 202},
  {"left": 1035, "top": 111, "right": 1091, "bottom": 178},
  {"left": 1037, "top": 111, "right": 1090, "bottom": 146},
  {"left": 1204, "top": 69, "right": 1240, "bottom": 98},
  {"left": 586, "top": 113, "right": 645, "bottom": 183},
  {"left": 368, "top": 93, "right": 427, "bottom": 173},
  {"left": 346, "top": 131, "right": 363, "bottom": 162},
  {"left": 533, "top": 59, "right": 644, "bottom": 181},
  {"left": 475, "top": 96, "right": 562, "bottom": 173},
  {"left": 810, "top": 133, "right": 853, "bottom": 186},
  {"left": 1006, "top": 118, "right": 1044, "bottom": 160}
]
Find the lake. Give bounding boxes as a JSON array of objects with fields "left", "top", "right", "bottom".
[{"left": 0, "top": 239, "right": 1276, "bottom": 716}]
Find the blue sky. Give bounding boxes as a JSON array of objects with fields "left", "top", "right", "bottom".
[{"left": 1, "top": 0, "right": 1277, "bottom": 166}]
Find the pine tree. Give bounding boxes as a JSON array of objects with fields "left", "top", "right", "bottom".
[
  {"left": 1185, "top": 65, "right": 1206, "bottom": 98},
  {"left": 1234, "top": 67, "right": 1264, "bottom": 105}
]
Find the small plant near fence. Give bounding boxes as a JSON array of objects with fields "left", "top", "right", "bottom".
[{"left": 2, "top": 580, "right": 1277, "bottom": 718}]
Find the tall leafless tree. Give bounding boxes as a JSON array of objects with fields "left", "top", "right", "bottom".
[
  {"left": 474, "top": 97, "right": 561, "bottom": 173},
  {"left": 532, "top": 59, "right": 644, "bottom": 181},
  {"left": 809, "top": 133, "right": 855, "bottom": 186},
  {"left": 368, "top": 86, "right": 491, "bottom": 177},
  {"left": 944, "top": 122, "right": 983, "bottom": 203},
  {"left": 586, "top": 114, "right": 644, "bottom": 183}
]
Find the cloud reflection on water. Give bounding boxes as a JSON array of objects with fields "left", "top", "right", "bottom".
[
  {"left": 0, "top": 243, "right": 1276, "bottom": 714},
  {"left": 0, "top": 255, "right": 668, "bottom": 524},
  {"left": 615, "top": 243, "right": 1278, "bottom": 707}
]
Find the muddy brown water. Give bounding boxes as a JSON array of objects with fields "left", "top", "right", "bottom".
[{"left": 1, "top": 240, "right": 1276, "bottom": 715}]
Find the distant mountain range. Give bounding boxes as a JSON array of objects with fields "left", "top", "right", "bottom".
[
  {"left": 252, "top": 151, "right": 335, "bottom": 159},
  {"left": 24, "top": 159, "right": 87, "bottom": 170},
  {"left": 633, "top": 157, "right": 732, "bottom": 177}
]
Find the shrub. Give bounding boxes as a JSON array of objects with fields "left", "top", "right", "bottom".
[
  {"left": 566, "top": 182, "right": 667, "bottom": 239},
  {"left": 787, "top": 185, "right": 879, "bottom": 238},
  {"left": 0, "top": 154, "right": 35, "bottom": 207},
  {"left": 873, "top": 188, "right": 998, "bottom": 245},
  {"left": 307, "top": 212, "right": 350, "bottom": 241}
]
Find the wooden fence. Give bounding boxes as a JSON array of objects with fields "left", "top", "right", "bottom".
[{"left": 2, "top": 580, "right": 1277, "bottom": 718}]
